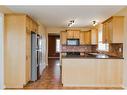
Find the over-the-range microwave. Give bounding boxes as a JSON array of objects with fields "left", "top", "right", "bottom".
[{"left": 66, "top": 39, "right": 79, "bottom": 45}]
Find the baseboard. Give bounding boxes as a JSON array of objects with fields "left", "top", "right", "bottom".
[
  {"left": 48, "top": 57, "right": 60, "bottom": 58},
  {"left": 4, "top": 83, "right": 23, "bottom": 89},
  {"left": 63, "top": 84, "right": 123, "bottom": 88}
]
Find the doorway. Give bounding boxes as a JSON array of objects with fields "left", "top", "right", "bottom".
[{"left": 48, "top": 34, "right": 60, "bottom": 58}]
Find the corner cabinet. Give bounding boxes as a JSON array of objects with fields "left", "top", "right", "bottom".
[
  {"left": 4, "top": 14, "right": 38, "bottom": 88},
  {"left": 102, "top": 16, "right": 124, "bottom": 43}
]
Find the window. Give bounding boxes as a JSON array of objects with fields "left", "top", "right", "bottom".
[
  {"left": 56, "top": 38, "right": 60, "bottom": 52},
  {"left": 98, "top": 29, "right": 109, "bottom": 51}
]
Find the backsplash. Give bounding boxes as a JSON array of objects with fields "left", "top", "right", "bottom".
[
  {"left": 108, "top": 43, "right": 123, "bottom": 57},
  {"left": 61, "top": 45, "right": 98, "bottom": 53},
  {"left": 61, "top": 43, "right": 123, "bottom": 58}
]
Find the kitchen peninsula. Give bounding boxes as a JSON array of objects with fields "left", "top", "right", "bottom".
[{"left": 61, "top": 45, "right": 123, "bottom": 88}]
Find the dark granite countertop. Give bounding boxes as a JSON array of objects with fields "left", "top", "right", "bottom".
[{"left": 62, "top": 53, "right": 124, "bottom": 59}]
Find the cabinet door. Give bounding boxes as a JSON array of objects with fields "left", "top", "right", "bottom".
[
  {"left": 102, "top": 23, "right": 106, "bottom": 43},
  {"left": 107, "top": 19, "right": 113, "bottom": 43},
  {"left": 103, "top": 22, "right": 110, "bottom": 43},
  {"left": 67, "top": 30, "right": 74, "bottom": 38},
  {"left": 84, "top": 31, "right": 91, "bottom": 44},
  {"left": 102, "top": 17, "right": 124, "bottom": 43},
  {"left": 61, "top": 31, "right": 67, "bottom": 45},
  {"left": 80, "top": 31, "right": 85, "bottom": 45},
  {"left": 106, "top": 60, "right": 123, "bottom": 86},
  {"left": 91, "top": 29, "right": 98, "bottom": 44},
  {"left": 73, "top": 30, "right": 80, "bottom": 39},
  {"left": 26, "top": 30, "right": 31, "bottom": 83},
  {"left": 96, "top": 59, "right": 123, "bottom": 87}
]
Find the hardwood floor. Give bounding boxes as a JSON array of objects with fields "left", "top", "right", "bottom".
[
  {"left": 24, "top": 58, "right": 63, "bottom": 89},
  {"left": 24, "top": 58, "right": 123, "bottom": 90}
]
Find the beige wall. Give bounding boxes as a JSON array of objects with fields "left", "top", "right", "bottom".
[
  {"left": 37, "top": 22, "right": 48, "bottom": 73},
  {"left": 114, "top": 7, "right": 127, "bottom": 88}
]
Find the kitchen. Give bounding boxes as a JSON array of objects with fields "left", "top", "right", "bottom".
[
  {"left": 60, "top": 16, "right": 124, "bottom": 88},
  {"left": 0, "top": 6, "right": 127, "bottom": 89}
]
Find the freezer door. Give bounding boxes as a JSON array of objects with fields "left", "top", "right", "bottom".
[{"left": 31, "top": 32, "right": 37, "bottom": 81}]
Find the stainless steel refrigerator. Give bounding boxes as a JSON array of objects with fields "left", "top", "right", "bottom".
[
  {"left": 31, "top": 32, "right": 37, "bottom": 81},
  {"left": 31, "top": 32, "right": 41, "bottom": 81}
]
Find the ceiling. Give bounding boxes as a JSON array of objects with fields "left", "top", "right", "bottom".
[{"left": 7, "top": 6, "right": 125, "bottom": 28}]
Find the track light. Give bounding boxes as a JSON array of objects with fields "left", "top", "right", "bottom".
[
  {"left": 68, "top": 20, "right": 75, "bottom": 27},
  {"left": 92, "top": 20, "right": 98, "bottom": 26}
]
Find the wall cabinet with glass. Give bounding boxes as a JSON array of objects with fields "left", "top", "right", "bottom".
[{"left": 102, "top": 16, "right": 124, "bottom": 43}]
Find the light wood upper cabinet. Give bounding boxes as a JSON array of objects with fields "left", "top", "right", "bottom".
[
  {"left": 67, "top": 30, "right": 74, "bottom": 38},
  {"left": 80, "top": 31, "right": 85, "bottom": 45},
  {"left": 26, "top": 15, "right": 38, "bottom": 33},
  {"left": 67, "top": 30, "right": 80, "bottom": 39},
  {"left": 102, "top": 16, "right": 124, "bottom": 43},
  {"left": 73, "top": 30, "right": 80, "bottom": 39},
  {"left": 84, "top": 30, "right": 91, "bottom": 44},
  {"left": 61, "top": 31, "right": 67, "bottom": 45},
  {"left": 91, "top": 28, "right": 98, "bottom": 44},
  {"left": 61, "top": 30, "right": 92, "bottom": 45}
]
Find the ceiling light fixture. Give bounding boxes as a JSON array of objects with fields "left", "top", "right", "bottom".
[
  {"left": 92, "top": 20, "right": 98, "bottom": 26},
  {"left": 68, "top": 20, "right": 75, "bottom": 27}
]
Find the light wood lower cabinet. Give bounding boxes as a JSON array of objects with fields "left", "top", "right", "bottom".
[{"left": 62, "top": 58, "right": 123, "bottom": 87}]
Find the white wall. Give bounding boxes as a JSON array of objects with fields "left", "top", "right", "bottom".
[
  {"left": 0, "top": 13, "right": 4, "bottom": 89},
  {"left": 114, "top": 7, "right": 127, "bottom": 88}
]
